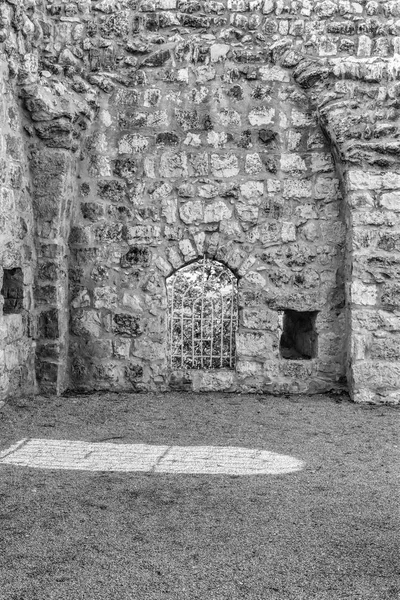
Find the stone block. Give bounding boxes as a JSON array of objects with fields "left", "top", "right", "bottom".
[
  {"left": 211, "top": 153, "right": 240, "bottom": 178},
  {"left": 160, "top": 152, "right": 188, "bottom": 178},
  {"left": 245, "top": 153, "right": 263, "bottom": 175},
  {"left": 118, "top": 134, "right": 149, "bottom": 154},
  {"left": 192, "top": 370, "right": 236, "bottom": 392},
  {"left": 283, "top": 179, "right": 312, "bottom": 199},
  {"left": 178, "top": 239, "right": 196, "bottom": 260},
  {"left": 38, "top": 309, "right": 59, "bottom": 340},
  {"left": 248, "top": 107, "right": 275, "bottom": 126},
  {"left": 5, "top": 344, "right": 19, "bottom": 370},
  {"left": 131, "top": 338, "right": 166, "bottom": 361},
  {"left": 280, "top": 154, "right": 307, "bottom": 174},
  {"left": 179, "top": 200, "right": 204, "bottom": 224},
  {"left": 124, "top": 225, "right": 161, "bottom": 244},
  {"left": 219, "top": 109, "right": 241, "bottom": 127},
  {"left": 242, "top": 307, "right": 279, "bottom": 330},
  {"left": 210, "top": 44, "right": 230, "bottom": 62},
  {"left": 236, "top": 331, "right": 276, "bottom": 358},
  {"left": 239, "top": 181, "right": 263, "bottom": 200},
  {"left": 95, "top": 223, "right": 124, "bottom": 243},
  {"left": 71, "top": 310, "right": 103, "bottom": 338},
  {"left": 3, "top": 314, "right": 23, "bottom": 343},
  {"left": 81, "top": 202, "right": 105, "bottom": 221},
  {"left": 175, "top": 109, "right": 201, "bottom": 131},
  {"left": 125, "top": 363, "right": 144, "bottom": 385},
  {"left": 352, "top": 361, "right": 400, "bottom": 390},
  {"left": 368, "top": 336, "right": 400, "bottom": 361},
  {"left": 113, "top": 338, "right": 131, "bottom": 359},
  {"left": 189, "top": 153, "right": 209, "bottom": 175},
  {"left": 352, "top": 387, "right": 400, "bottom": 405},
  {"left": 380, "top": 192, "right": 400, "bottom": 211},
  {"left": 259, "top": 65, "right": 290, "bottom": 82},
  {"left": 381, "top": 284, "right": 400, "bottom": 309},
  {"left": 93, "top": 287, "right": 118, "bottom": 309},
  {"left": 36, "top": 360, "right": 58, "bottom": 387},
  {"left": 122, "top": 292, "right": 144, "bottom": 312},
  {"left": 204, "top": 200, "right": 232, "bottom": 223},
  {"left": 184, "top": 132, "right": 203, "bottom": 148},
  {"left": 83, "top": 339, "right": 113, "bottom": 359},
  {"left": 281, "top": 222, "right": 296, "bottom": 242},
  {"left": 236, "top": 360, "right": 264, "bottom": 378},
  {"left": 113, "top": 314, "right": 142, "bottom": 337},
  {"left": 31, "top": 149, "right": 72, "bottom": 221},
  {"left": 156, "top": 132, "right": 180, "bottom": 146},
  {"left": 236, "top": 203, "right": 259, "bottom": 225},
  {"left": 120, "top": 246, "right": 151, "bottom": 268}
]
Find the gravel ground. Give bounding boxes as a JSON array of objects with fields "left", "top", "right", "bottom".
[{"left": 0, "top": 391, "right": 398, "bottom": 600}]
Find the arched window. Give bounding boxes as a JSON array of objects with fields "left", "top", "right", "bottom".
[{"left": 167, "top": 258, "right": 238, "bottom": 370}]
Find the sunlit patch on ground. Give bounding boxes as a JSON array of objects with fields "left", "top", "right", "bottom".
[{"left": 0, "top": 439, "right": 304, "bottom": 475}]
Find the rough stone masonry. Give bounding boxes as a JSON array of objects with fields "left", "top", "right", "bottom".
[{"left": 0, "top": 0, "right": 400, "bottom": 404}]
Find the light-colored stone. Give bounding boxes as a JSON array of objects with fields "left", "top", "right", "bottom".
[
  {"left": 248, "top": 107, "right": 275, "bottom": 126},
  {"left": 351, "top": 281, "right": 378, "bottom": 306},
  {"left": 236, "top": 331, "right": 276, "bottom": 358},
  {"left": 380, "top": 192, "right": 400, "bottom": 211},
  {"left": 179, "top": 200, "right": 204, "bottom": 224},
  {"left": 210, "top": 44, "right": 230, "bottom": 62},
  {"left": 204, "top": 200, "right": 232, "bottom": 223},
  {"left": 211, "top": 154, "right": 239, "bottom": 178}
]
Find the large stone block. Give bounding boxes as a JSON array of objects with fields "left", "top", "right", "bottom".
[
  {"left": 31, "top": 149, "right": 72, "bottom": 221},
  {"left": 368, "top": 336, "right": 400, "bottom": 361},
  {"left": 352, "top": 361, "right": 400, "bottom": 390},
  {"left": 192, "top": 370, "right": 236, "bottom": 392},
  {"left": 236, "top": 331, "right": 276, "bottom": 358},
  {"left": 242, "top": 307, "right": 279, "bottom": 330}
]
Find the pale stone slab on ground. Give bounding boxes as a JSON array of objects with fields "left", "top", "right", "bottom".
[{"left": 0, "top": 439, "right": 304, "bottom": 475}]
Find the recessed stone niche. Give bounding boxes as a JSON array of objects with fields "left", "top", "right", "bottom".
[
  {"left": 279, "top": 310, "right": 318, "bottom": 360},
  {"left": 2, "top": 268, "right": 23, "bottom": 315}
]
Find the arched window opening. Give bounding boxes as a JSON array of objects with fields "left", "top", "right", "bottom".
[{"left": 167, "top": 258, "right": 238, "bottom": 370}]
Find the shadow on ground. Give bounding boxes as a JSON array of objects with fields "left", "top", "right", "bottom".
[{"left": 0, "top": 392, "right": 398, "bottom": 600}]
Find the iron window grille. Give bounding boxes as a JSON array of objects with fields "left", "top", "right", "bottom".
[{"left": 167, "top": 258, "right": 238, "bottom": 370}]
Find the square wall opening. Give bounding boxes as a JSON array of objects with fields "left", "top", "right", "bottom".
[
  {"left": 2, "top": 268, "right": 24, "bottom": 315},
  {"left": 279, "top": 310, "right": 318, "bottom": 360}
]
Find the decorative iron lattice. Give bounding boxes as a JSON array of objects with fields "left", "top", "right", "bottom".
[{"left": 167, "top": 258, "right": 238, "bottom": 369}]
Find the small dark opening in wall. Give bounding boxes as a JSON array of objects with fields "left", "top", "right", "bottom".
[
  {"left": 2, "top": 268, "right": 24, "bottom": 315},
  {"left": 280, "top": 310, "right": 318, "bottom": 360}
]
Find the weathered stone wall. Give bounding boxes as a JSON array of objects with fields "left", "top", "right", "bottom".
[
  {"left": 1, "top": 0, "right": 400, "bottom": 402},
  {"left": 0, "top": 58, "right": 36, "bottom": 401},
  {"left": 69, "top": 42, "right": 346, "bottom": 394}
]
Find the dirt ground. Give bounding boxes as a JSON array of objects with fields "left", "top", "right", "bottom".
[{"left": 0, "top": 391, "right": 398, "bottom": 600}]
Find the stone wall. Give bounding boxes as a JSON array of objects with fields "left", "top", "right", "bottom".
[
  {"left": 0, "top": 58, "right": 36, "bottom": 401},
  {"left": 69, "top": 44, "right": 346, "bottom": 394},
  {"left": 0, "top": 0, "right": 400, "bottom": 402}
]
